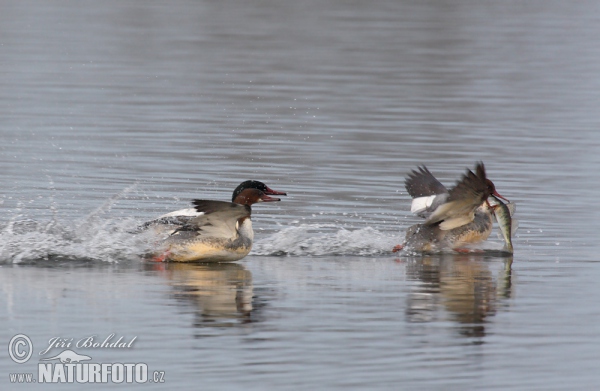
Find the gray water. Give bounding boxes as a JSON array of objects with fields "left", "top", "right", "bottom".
[{"left": 1, "top": 0, "right": 600, "bottom": 389}]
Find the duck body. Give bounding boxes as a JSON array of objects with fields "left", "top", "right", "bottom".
[
  {"left": 143, "top": 181, "right": 286, "bottom": 262},
  {"left": 403, "top": 204, "right": 494, "bottom": 252},
  {"left": 160, "top": 201, "right": 254, "bottom": 262},
  {"left": 397, "top": 162, "right": 507, "bottom": 253}
]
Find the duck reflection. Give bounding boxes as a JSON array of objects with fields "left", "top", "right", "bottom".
[
  {"left": 405, "top": 255, "right": 512, "bottom": 338},
  {"left": 150, "top": 262, "right": 255, "bottom": 327}
]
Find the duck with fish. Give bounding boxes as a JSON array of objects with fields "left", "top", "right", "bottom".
[{"left": 393, "top": 162, "right": 516, "bottom": 254}]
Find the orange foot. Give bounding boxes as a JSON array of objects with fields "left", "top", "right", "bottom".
[
  {"left": 151, "top": 250, "right": 171, "bottom": 262},
  {"left": 392, "top": 244, "right": 404, "bottom": 253}
]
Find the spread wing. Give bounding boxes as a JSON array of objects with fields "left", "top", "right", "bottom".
[
  {"left": 424, "top": 162, "right": 490, "bottom": 230},
  {"left": 405, "top": 166, "right": 447, "bottom": 197},
  {"left": 405, "top": 166, "right": 449, "bottom": 218}
]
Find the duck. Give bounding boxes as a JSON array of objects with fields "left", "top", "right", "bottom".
[
  {"left": 393, "top": 162, "right": 509, "bottom": 253},
  {"left": 144, "top": 180, "right": 286, "bottom": 262}
]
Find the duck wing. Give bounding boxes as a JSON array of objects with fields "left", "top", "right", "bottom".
[
  {"left": 134, "top": 213, "right": 198, "bottom": 234},
  {"left": 424, "top": 162, "right": 490, "bottom": 230},
  {"left": 405, "top": 166, "right": 449, "bottom": 217},
  {"left": 137, "top": 200, "right": 251, "bottom": 239},
  {"left": 405, "top": 166, "right": 447, "bottom": 197},
  {"left": 172, "top": 200, "right": 251, "bottom": 239}
]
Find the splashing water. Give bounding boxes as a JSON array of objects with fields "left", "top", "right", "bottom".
[
  {"left": 0, "top": 217, "right": 152, "bottom": 264},
  {"left": 253, "top": 224, "right": 400, "bottom": 256},
  {"left": 0, "top": 184, "right": 155, "bottom": 264}
]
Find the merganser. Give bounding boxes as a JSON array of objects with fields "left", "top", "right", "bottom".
[
  {"left": 144, "top": 180, "right": 286, "bottom": 262},
  {"left": 393, "top": 162, "right": 510, "bottom": 253}
]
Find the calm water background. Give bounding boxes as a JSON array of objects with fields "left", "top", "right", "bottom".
[{"left": 1, "top": 0, "right": 600, "bottom": 389}]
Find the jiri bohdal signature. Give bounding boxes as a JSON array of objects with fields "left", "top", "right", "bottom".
[{"left": 39, "top": 334, "right": 137, "bottom": 356}]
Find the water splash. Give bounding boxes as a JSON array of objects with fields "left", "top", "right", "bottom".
[
  {"left": 0, "top": 217, "right": 151, "bottom": 264},
  {"left": 253, "top": 224, "right": 400, "bottom": 256},
  {"left": 0, "top": 184, "right": 153, "bottom": 264}
]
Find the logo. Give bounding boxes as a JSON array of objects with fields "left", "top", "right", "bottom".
[
  {"left": 8, "top": 334, "right": 33, "bottom": 364},
  {"left": 40, "top": 350, "right": 92, "bottom": 363},
  {"left": 7, "top": 333, "right": 165, "bottom": 385}
]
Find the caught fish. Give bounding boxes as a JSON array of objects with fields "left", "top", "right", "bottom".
[{"left": 489, "top": 195, "right": 514, "bottom": 253}]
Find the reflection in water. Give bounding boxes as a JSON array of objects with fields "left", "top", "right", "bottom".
[
  {"left": 150, "top": 263, "right": 255, "bottom": 328},
  {"left": 405, "top": 255, "right": 513, "bottom": 338}
]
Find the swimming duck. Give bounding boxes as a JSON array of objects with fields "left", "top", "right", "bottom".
[
  {"left": 145, "top": 180, "right": 286, "bottom": 262},
  {"left": 393, "top": 162, "right": 509, "bottom": 253}
]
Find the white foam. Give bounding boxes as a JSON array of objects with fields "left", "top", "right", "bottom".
[
  {"left": 0, "top": 217, "right": 151, "bottom": 264},
  {"left": 252, "top": 224, "right": 399, "bottom": 256}
]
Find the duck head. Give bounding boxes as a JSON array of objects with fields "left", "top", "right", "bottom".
[{"left": 232, "top": 180, "right": 287, "bottom": 205}]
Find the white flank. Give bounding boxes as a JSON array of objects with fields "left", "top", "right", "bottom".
[
  {"left": 237, "top": 219, "right": 254, "bottom": 242},
  {"left": 238, "top": 219, "right": 254, "bottom": 241}
]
